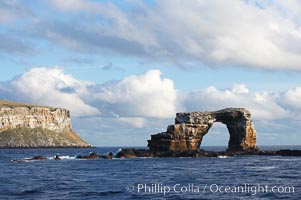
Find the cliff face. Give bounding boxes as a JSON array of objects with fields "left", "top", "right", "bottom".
[
  {"left": 0, "top": 100, "right": 91, "bottom": 147},
  {"left": 148, "top": 108, "right": 257, "bottom": 155}
]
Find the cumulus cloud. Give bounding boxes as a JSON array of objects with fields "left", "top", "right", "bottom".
[
  {"left": 0, "top": 67, "right": 177, "bottom": 120},
  {"left": 182, "top": 84, "right": 291, "bottom": 120},
  {"left": 87, "top": 69, "right": 177, "bottom": 118},
  {"left": 1, "top": 67, "right": 301, "bottom": 126},
  {"left": 0, "top": 67, "right": 100, "bottom": 117}
]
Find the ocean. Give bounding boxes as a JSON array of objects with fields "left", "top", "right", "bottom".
[{"left": 0, "top": 146, "right": 300, "bottom": 200}]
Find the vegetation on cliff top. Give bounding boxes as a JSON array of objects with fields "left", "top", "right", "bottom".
[{"left": 0, "top": 100, "right": 49, "bottom": 108}]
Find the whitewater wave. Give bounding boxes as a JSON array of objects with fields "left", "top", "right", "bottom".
[
  {"left": 270, "top": 158, "right": 301, "bottom": 161},
  {"left": 47, "top": 155, "right": 77, "bottom": 160},
  {"left": 217, "top": 155, "right": 228, "bottom": 158},
  {"left": 246, "top": 166, "right": 278, "bottom": 171}
]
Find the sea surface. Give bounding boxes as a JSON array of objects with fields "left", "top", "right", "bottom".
[{"left": 0, "top": 146, "right": 300, "bottom": 200}]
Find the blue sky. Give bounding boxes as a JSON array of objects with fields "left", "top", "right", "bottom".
[{"left": 1, "top": 0, "right": 301, "bottom": 147}]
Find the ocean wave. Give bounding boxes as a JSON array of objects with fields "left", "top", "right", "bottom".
[
  {"left": 245, "top": 166, "right": 278, "bottom": 171},
  {"left": 47, "top": 155, "right": 76, "bottom": 160},
  {"left": 217, "top": 155, "right": 228, "bottom": 158},
  {"left": 269, "top": 158, "right": 301, "bottom": 161}
]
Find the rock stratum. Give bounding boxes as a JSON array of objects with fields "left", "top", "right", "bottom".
[
  {"left": 0, "top": 100, "right": 91, "bottom": 148},
  {"left": 148, "top": 108, "right": 257, "bottom": 155}
]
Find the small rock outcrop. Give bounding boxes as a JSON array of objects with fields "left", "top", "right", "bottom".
[
  {"left": 148, "top": 108, "right": 257, "bottom": 155},
  {"left": 77, "top": 153, "right": 100, "bottom": 159},
  {"left": 101, "top": 152, "right": 114, "bottom": 159},
  {"left": 12, "top": 155, "right": 48, "bottom": 162},
  {"left": 116, "top": 148, "right": 154, "bottom": 158},
  {"left": 0, "top": 100, "right": 91, "bottom": 148}
]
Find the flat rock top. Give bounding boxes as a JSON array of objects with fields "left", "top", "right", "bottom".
[
  {"left": 175, "top": 108, "right": 251, "bottom": 124},
  {"left": 0, "top": 100, "right": 49, "bottom": 109},
  {"left": 213, "top": 108, "right": 250, "bottom": 114},
  {"left": 177, "top": 108, "right": 249, "bottom": 115}
]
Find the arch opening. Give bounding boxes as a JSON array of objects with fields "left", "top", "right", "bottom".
[{"left": 200, "top": 122, "right": 229, "bottom": 150}]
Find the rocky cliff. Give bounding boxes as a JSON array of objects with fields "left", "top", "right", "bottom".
[
  {"left": 0, "top": 100, "right": 91, "bottom": 147},
  {"left": 148, "top": 108, "right": 257, "bottom": 155}
]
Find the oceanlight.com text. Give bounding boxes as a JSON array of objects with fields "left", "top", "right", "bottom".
[{"left": 125, "top": 183, "right": 295, "bottom": 196}]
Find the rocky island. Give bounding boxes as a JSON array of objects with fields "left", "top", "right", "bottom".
[
  {"left": 148, "top": 108, "right": 257, "bottom": 156},
  {"left": 117, "top": 108, "right": 301, "bottom": 157},
  {"left": 0, "top": 100, "right": 91, "bottom": 148}
]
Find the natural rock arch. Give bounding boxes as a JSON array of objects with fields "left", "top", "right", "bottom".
[{"left": 148, "top": 108, "right": 257, "bottom": 154}]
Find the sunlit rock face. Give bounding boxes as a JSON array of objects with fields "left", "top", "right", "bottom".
[
  {"left": 0, "top": 100, "right": 91, "bottom": 147},
  {"left": 148, "top": 108, "right": 257, "bottom": 154}
]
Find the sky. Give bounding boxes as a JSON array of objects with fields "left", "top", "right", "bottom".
[{"left": 1, "top": 0, "right": 301, "bottom": 147}]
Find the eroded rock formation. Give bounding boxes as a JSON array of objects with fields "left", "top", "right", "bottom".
[
  {"left": 148, "top": 108, "right": 257, "bottom": 154},
  {"left": 0, "top": 100, "right": 91, "bottom": 147}
]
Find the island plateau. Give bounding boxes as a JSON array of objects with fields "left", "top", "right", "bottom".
[{"left": 0, "top": 100, "right": 91, "bottom": 148}]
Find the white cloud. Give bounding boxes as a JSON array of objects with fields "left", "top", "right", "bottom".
[
  {"left": 0, "top": 67, "right": 177, "bottom": 120},
  {"left": 7, "top": 67, "right": 100, "bottom": 117},
  {"left": 118, "top": 117, "right": 146, "bottom": 128},
  {"left": 1, "top": 67, "right": 301, "bottom": 126},
  {"left": 89, "top": 69, "right": 177, "bottom": 118},
  {"left": 38, "top": 0, "right": 301, "bottom": 70},
  {"left": 1, "top": 1, "right": 301, "bottom": 70},
  {"left": 280, "top": 87, "right": 301, "bottom": 120},
  {"left": 231, "top": 83, "right": 249, "bottom": 94},
  {"left": 182, "top": 84, "right": 290, "bottom": 120}
]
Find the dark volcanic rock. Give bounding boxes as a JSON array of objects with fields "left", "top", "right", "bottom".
[
  {"left": 12, "top": 155, "right": 47, "bottom": 162},
  {"left": 277, "top": 149, "right": 301, "bottom": 156},
  {"left": 54, "top": 155, "right": 61, "bottom": 160},
  {"left": 11, "top": 149, "right": 301, "bottom": 162},
  {"left": 156, "top": 150, "right": 235, "bottom": 158},
  {"left": 77, "top": 153, "right": 100, "bottom": 159},
  {"left": 115, "top": 148, "right": 301, "bottom": 158},
  {"left": 224, "top": 149, "right": 301, "bottom": 156},
  {"left": 29, "top": 156, "right": 47, "bottom": 160},
  {"left": 148, "top": 108, "right": 257, "bottom": 155},
  {"left": 101, "top": 152, "right": 114, "bottom": 159},
  {"left": 116, "top": 149, "right": 153, "bottom": 158}
]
